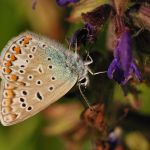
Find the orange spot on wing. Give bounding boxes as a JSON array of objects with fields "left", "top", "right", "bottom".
[
  {"left": 10, "top": 54, "right": 17, "bottom": 61},
  {"left": 2, "top": 106, "right": 12, "bottom": 114},
  {"left": 5, "top": 67, "right": 12, "bottom": 74},
  {"left": 5, "top": 61, "right": 12, "bottom": 67},
  {"left": 23, "top": 36, "right": 31, "bottom": 45},
  {"left": 4, "top": 90, "right": 14, "bottom": 98},
  {"left": 11, "top": 114, "right": 18, "bottom": 119},
  {"left": 4, "top": 114, "right": 18, "bottom": 122},
  {"left": 10, "top": 74, "right": 18, "bottom": 81},
  {"left": 2, "top": 99, "right": 13, "bottom": 106},
  {"left": 18, "top": 81, "right": 26, "bottom": 86},
  {"left": 14, "top": 46, "right": 21, "bottom": 54}
]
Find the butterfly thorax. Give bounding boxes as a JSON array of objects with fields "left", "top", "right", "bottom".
[{"left": 64, "top": 50, "right": 89, "bottom": 86}]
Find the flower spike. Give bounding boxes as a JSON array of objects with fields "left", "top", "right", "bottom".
[{"left": 107, "top": 29, "right": 141, "bottom": 84}]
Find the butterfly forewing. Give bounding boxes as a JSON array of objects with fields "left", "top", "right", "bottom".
[{"left": 0, "top": 32, "right": 78, "bottom": 126}]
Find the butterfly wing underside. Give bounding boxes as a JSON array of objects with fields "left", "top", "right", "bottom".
[{"left": 0, "top": 32, "right": 78, "bottom": 126}]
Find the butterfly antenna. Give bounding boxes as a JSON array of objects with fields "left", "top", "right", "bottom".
[
  {"left": 78, "top": 84, "right": 94, "bottom": 111},
  {"left": 75, "top": 39, "right": 78, "bottom": 54},
  {"left": 85, "top": 50, "right": 90, "bottom": 61},
  {"left": 67, "top": 37, "right": 78, "bottom": 55},
  {"left": 84, "top": 54, "right": 107, "bottom": 75}
]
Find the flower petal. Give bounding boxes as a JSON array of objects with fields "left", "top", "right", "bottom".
[
  {"left": 107, "top": 59, "right": 118, "bottom": 79},
  {"left": 113, "top": 67, "right": 125, "bottom": 84},
  {"left": 114, "top": 30, "right": 132, "bottom": 73},
  {"left": 131, "top": 62, "right": 141, "bottom": 81},
  {"left": 108, "top": 30, "right": 141, "bottom": 84},
  {"left": 56, "top": 0, "right": 79, "bottom": 6},
  {"left": 108, "top": 61, "right": 141, "bottom": 85}
]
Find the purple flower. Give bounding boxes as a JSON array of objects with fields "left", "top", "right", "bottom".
[
  {"left": 70, "top": 23, "right": 96, "bottom": 48},
  {"left": 108, "top": 128, "right": 122, "bottom": 149},
  {"left": 56, "top": 0, "right": 79, "bottom": 6},
  {"left": 107, "top": 30, "right": 141, "bottom": 85}
]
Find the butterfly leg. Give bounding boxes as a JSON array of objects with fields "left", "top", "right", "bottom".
[
  {"left": 78, "top": 82, "right": 92, "bottom": 109},
  {"left": 88, "top": 68, "right": 107, "bottom": 75},
  {"left": 84, "top": 53, "right": 93, "bottom": 66},
  {"left": 78, "top": 76, "right": 89, "bottom": 87},
  {"left": 78, "top": 81, "right": 96, "bottom": 111}
]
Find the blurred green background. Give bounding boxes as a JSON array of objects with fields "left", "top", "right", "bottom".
[{"left": 0, "top": 0, "right": 150, "bottom": 150}]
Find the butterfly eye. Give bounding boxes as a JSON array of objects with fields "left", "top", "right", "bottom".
[
  {"left": 79, "top": 77, "right": 89, "bottom": 87},
  {"left": 80, "top": 78, "right": 86, "bottom": 83}
]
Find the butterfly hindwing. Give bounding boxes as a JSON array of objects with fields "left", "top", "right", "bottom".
[{"left": 0, "top": 32, "right": 78, "bottom": 126}]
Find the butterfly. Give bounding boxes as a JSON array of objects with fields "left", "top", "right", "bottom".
[{"left": 0, "top": 31, "right": 94, "bottom": 126}]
